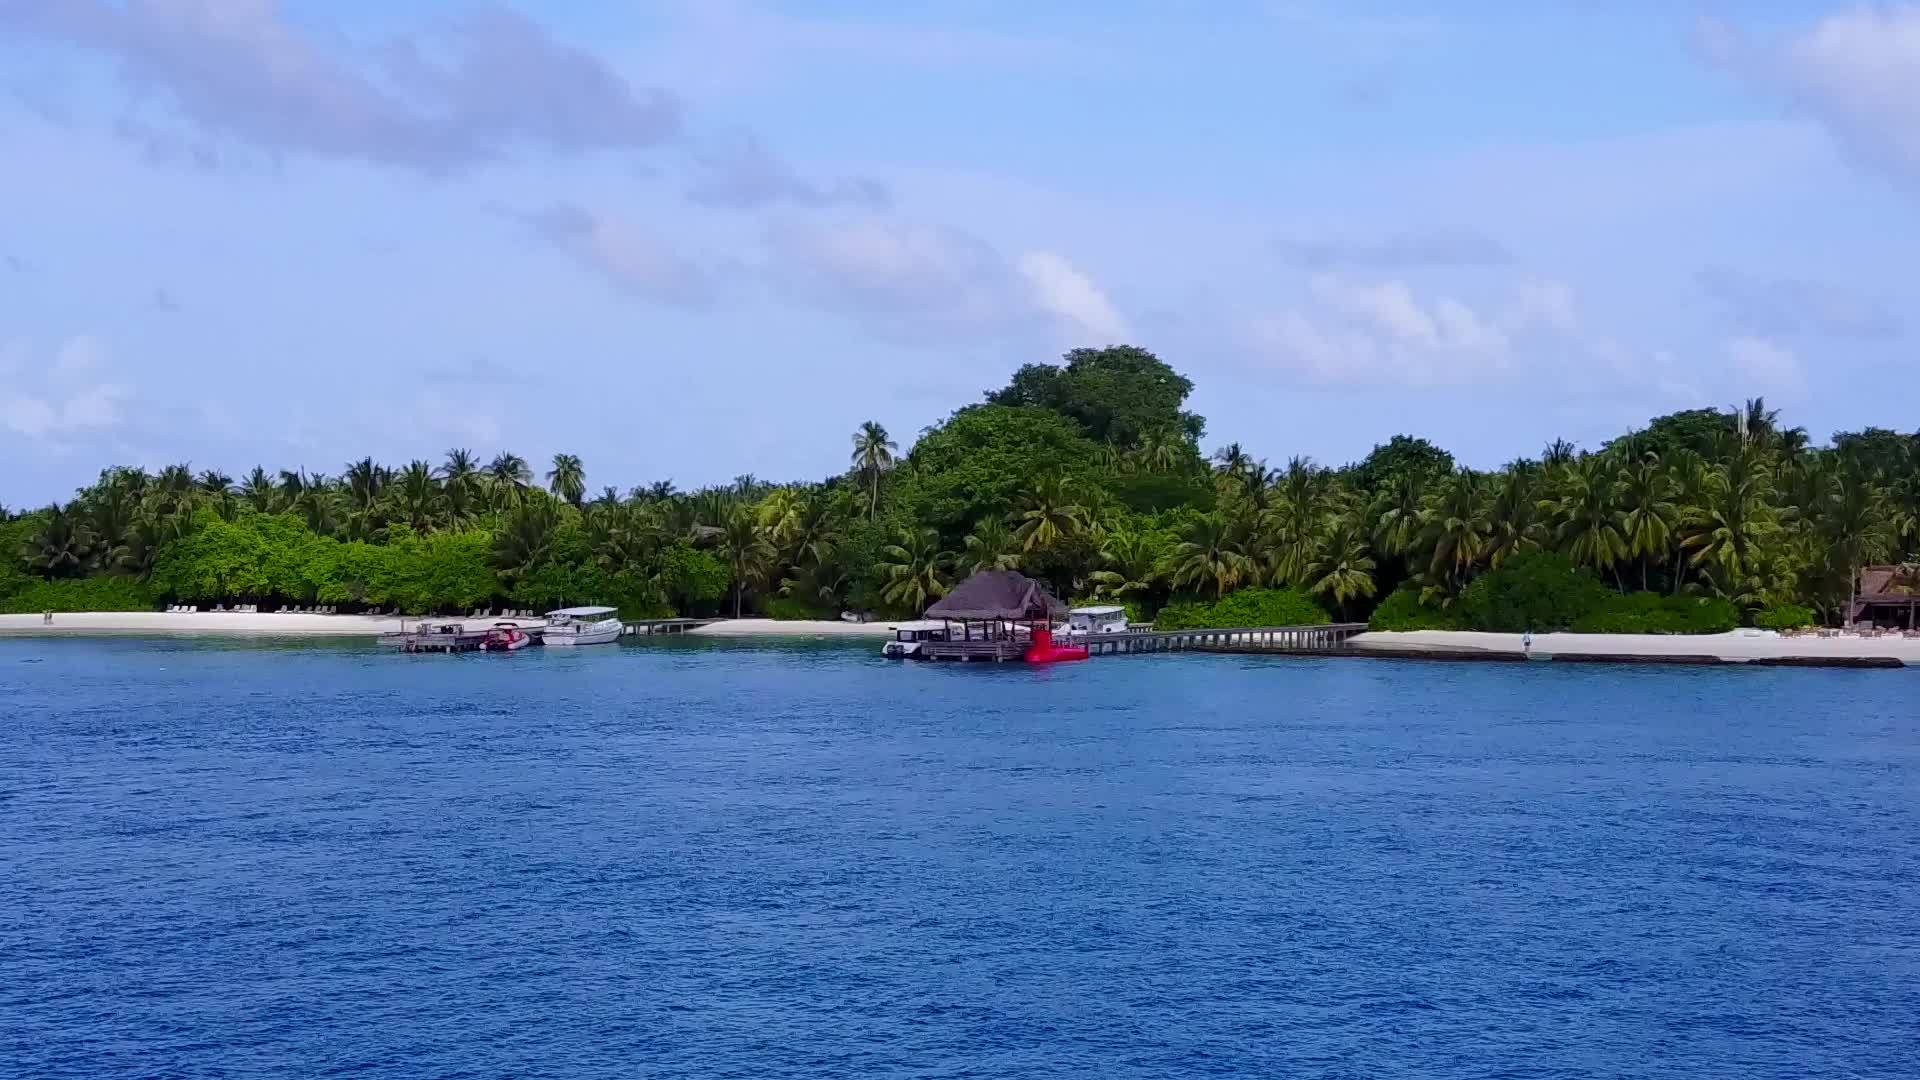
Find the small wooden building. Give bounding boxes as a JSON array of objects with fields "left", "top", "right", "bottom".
[
  {"left": 912, "top": 570, "right": 1069, "bottom": 661},
  {"left": 1852, "top": 565, "right": 1920, "bottom": 628}
]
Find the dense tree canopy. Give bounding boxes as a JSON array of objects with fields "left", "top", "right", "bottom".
[{"left": 6, "top": 344, "right": 1919, "bottom": 633}]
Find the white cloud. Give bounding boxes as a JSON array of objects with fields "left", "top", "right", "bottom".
[
  {"left": 1247, "top": 274, "right": 1690, "bottom": 398},
  {"left": 1251, "top": 275, "right": 1536, "bottom": 384},
  {"left": 1725, "top": 335, "right": 1802, "bottom": 393},
  {"left": 511, "top": 203, "right": 713, "bottom": 307},
  {"left": 0, "top": 1, "right": 681, "bottom": 172},
  {"left": 1017, "top": 251, "right": 1130, "bottom": 342},
  {"left": 1704, "top": 7, "right": 1920, "bottom": 186},
  {"left": 0, "top": 335, "right": 131, "bottom": 438}
]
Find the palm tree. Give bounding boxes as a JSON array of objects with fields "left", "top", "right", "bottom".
[
  {"left": 23, "top": 504, "right": 94, "bottom": 577},
  {"left": 275, "top": 468, "right": 308, "bottom": 513},
  {"left": 196, "top": 470, "right": 237, "bottom": 521},
  {"left": 1260, "top": 456, "right": 1328, "bottom": 586},
  {"left": 1212, "top": 442, "right": 1251, "bottom": 479},
  {"left": 494, "top": 499, "right": 559, "bottom": 579},
  {"left": 486, "top": 452, "right": 533, "bottom": 510},
  {"left": 1486, "top": 465, "right": 1544, "bottom": 569},
  {"left": 1550, "top": 457, "right": 1628, "bottom": 583},
  {"left": 1011, "top": 474, "right": 1087, "bottom": 553},
  {"left": 1823, "top": 469, "right": 1893, "bottom": 625},
  {"left": 1089, "top": 528, "right": 1167, "bottom": 600},
  {"left": 1306, "top": 518, "right": 1377, "bottom": 618},
  {"left": 877, "top": 525, "right": 952, "bottom": 614},
  {"left": 962, "top": 517, "right": 1020, "bottom": 574},
  {"left": 1682, "top": 449, "right": 1775, "bottom": 604},
  {"left": 344, "top": 457, "right": 384, "bottom": 513},
  {"left": 1618, "top": 456, "right": 1677, "bottom": 591},
  {"left": 294, "top": 474, "right": 340, "bottom": 536},
  {"left": 1542, "top": 438, "right": 1577, "bottom": 469},
  {"left": 1167, "top": 513, "right": 1250, "bottom": 599},
  {"left": 1419, "top": 468, "right": 1490, "bottom": 595},
  {"left": 440, "top": 448, "right": 480, "bottom": 501},
  {"left": 240, "top": 466, "right": 276, "bottom": 512},
  {"left": 851, "top": 421, "right": 897, "bottom": 519},
  {"left": 1665, "top": 449, "right": 1714, "bottom": 594},
  {"left": 720, "top": 506, "right": 774, "bottom": 618},
  {"left": 396, "top": 460, "right": 440, "bottom": 530},
  {"left": 548, "top": 453, "right": 585, "bottom": 507},
  {"left": 1371, "top": 469, "right": 1426, "bottom": 557},
  {"left": 640, "top": 480, "right": 678, "bottom": 503}
]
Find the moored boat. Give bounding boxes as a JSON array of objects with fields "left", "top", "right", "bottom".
[
  {"left": 882, "top": 620, "right": 950, "bottom": 659},
  {"left": 483, "top": 622, "right": 534, "bottom": 651},
  {"left": 543, "top": 605, "right": 623, "bottom": 647}
]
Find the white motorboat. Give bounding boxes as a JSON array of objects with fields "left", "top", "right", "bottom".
[
  {"left": 882, "top": 620, "right": 950, "bottom": 659},
  {"left": 1063, "top": 604, "right": 1128, "bottom": 637},
  {"left": 542, "top": 605, "right": 624, "bottom": 646}
]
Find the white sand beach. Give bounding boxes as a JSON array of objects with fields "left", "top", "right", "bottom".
[
  {"left": 0, "top": 612, "right": 898, "bottom": 638},
  {"left": 0, "top": 611, "right": 543, "bottom": 637},
  {"left": 687, "top": 618, "right": 894, "bottom": 637},
  {"left": 1351, "top": 629, "right": 1920, "bottom": 665}
]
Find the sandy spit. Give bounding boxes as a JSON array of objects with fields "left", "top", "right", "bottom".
[
  {"left": 1350, "top": 629, "right": 1920, "bottom": 664},
  {"left": 0, "top": 612, "right": 541, "bottom": 637}
]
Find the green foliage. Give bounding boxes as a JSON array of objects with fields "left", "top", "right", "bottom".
[
  {"left": 1106, "top": 471, "right": 1214, "bottom": 515},
  {"left": 1571, "top": 592, "right": 1740, "bottom": 634},
  {"left": 1455, "top": 551, "right": 1608, "bottom": 632},
  {"left": 987, "top": 345, "right": 1203, "bottom": 446},
  {"left": 0, "top": 576, "right": 155, "bottom": 614},
  {"left": 1611, "top": 408, "right": 1729, "bottom": 460},
  {"left": 1753, "top": 603, "right": 1817, "bottom": 631},
  {"left": 765, "top": 596, "right": 835, "bottom": 620},
  {"left": 1154, "top": 588, "right": 1329, "bottom": 631},
  {"left": 896, "top": 404, "right": 1102, "bottom": 536},
  {"left": 656, "top": 542, "right": 728, "bottom": 611},
  {"left": 1367, "top": 584, "right": 1459, "bottom": 631},
  {"left": 1350, "top": 435, "right": 1454, "bottom": 492}
]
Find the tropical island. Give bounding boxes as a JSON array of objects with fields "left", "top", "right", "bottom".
[{"left": 5, "top": 345, "right": 1919, "bottom": 638}]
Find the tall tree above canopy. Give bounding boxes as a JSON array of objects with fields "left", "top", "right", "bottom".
[
  {"left": 1609, "top": 408, "right": 1730, "bottom": 461},
  {"left": 850, "top": 421, "right": 897, "bottom": 520},
  {"left": 986, "top": 345, "right": 1202, "bottom": 447},
  {"left": 1349, "top": 435, "right": 1454, "bottom": 493}
]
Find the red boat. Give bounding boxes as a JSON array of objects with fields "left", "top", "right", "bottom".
[{"left": 483, "top": 623, "right": 533, "bottom": 651}]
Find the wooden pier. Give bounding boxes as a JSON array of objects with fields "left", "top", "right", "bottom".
[
  {"left": 1078, "top": 623, "right": 1370, "bottom": 656},
  {"left": 381, "top": 622, "right": 496, "bottom": 653},
  {"left": 622, "top": 618, "right": 714, "bottom": 636},
  {"left": 915, "top": 622, "right": 1370, "bottom": 662}
]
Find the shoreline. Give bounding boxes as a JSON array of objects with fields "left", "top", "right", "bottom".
[
  {"left": 0, "top": 612, "right": 899, "bottom": 639},
  {"left": 1349, "top": 629, "right": 1920, "bottom": 667},
  {"left": 5, "top": 614, "right": 1916, "bottom": 666}
]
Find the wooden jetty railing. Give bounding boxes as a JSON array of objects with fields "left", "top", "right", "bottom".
[
  {"left": 1078, "top": 622, "right": 1370, "bottom": 656},
  {"left": 913, "top": 622, "right": 1370, "bottom": 662},
  {"left": 622, "top": 618, "right": 715, "bottom": 636}
]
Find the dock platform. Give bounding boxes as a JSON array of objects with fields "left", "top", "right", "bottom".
[
  {"left": 914, "top": 622, "right": 1371, "bottom": 661},
  {"left": 1077, "top": 623, "right": 1370, "bottom": 656}
]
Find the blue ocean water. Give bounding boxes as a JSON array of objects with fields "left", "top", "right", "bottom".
[{"left": 2, "top": 638, "right": 1916, "bottom": 1079}]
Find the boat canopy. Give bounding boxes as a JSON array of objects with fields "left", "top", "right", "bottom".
[
  {"left": 892, "top": 620, "right": 948, "bottom": 632},
  {"left": 926, "top": 570, "right": 1067, "bottom": 622},
  {"left": 548, "top": 605, "right": 619, "bottom": 617},
  {"left": 1070, "top": 605, "right": 1125, "bottom": 616}
]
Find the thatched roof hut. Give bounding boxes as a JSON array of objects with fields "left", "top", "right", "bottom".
[{"left": 926, "top": 570, "right": 1067, "bottom": 622}]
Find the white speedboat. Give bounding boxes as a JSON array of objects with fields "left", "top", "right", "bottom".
[
  {"left": 543, "top": 605, "right": 624, "bottom": 646},
  {"left": 1063, "top": 604, "right": 1128, "bottom": 637},
  {"left": 882, "top": 620, "right": 949, "bottom": 659}
]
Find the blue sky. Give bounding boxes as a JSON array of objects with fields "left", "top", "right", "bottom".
[{"left": 2, "top": 1, "right": 1917, "bottom": 505}]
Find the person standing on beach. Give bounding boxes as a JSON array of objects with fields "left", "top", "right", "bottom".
[{"left": 1522, "top": 629, "right": 1532, "bottom": 656}]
